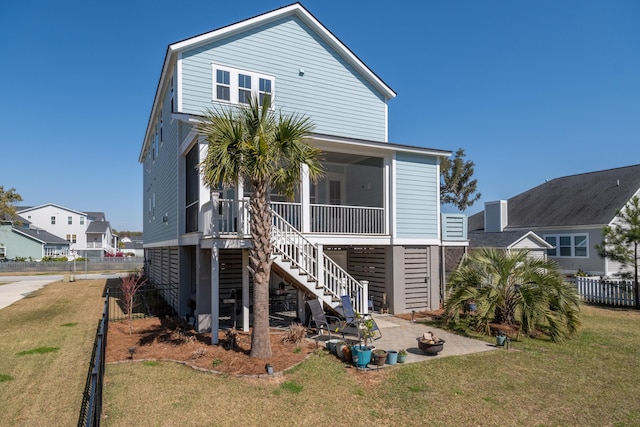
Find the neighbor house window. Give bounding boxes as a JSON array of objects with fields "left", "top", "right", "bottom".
[
  {"left": 72, "top": 234, "right": 77, "bottom": 243},
  {"left": 0, "top": 246, "right": 6, "bottom": 257},
  {"left": 51, "top": 216, "right": 56, "bottom": 225},
  {"left": 544, "top": 234, "right": 588, "bottom": 257},
  {"left": 66, "top": 234, "right": 71, "bottom": 242},
  {"left": 212, "top": 64, "right": 274, "bottom": 107},
  {"left": 68, "top": 216, "right": 72, "bottom": 225},
  {"left": 80, "top": 217, "right": 84, "bottom": 225}
]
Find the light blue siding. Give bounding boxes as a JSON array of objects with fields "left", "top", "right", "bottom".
[
  {"left": 143, "top": 78, "right": 180, "bottom": 244},
  {"left": 180, "top": 15, "right": 388, "bottom": 142},
  {"left": 395, "top": 154, "right": 439, "bottom": 238}
]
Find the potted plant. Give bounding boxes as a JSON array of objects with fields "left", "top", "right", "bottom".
[
  {"left": 335, "top": 341, "right": 347, "bottom": 359},
  {"left": 359, "top": 316, "right": 377, "bottom": 348},
  {"left": 397, "top": 349, "right": 408, "bottom": 363},
  {"left": 351, "top": 344, "right": 372, "bottom": 368},
  {"left": 386, "top": 349, "right": 398, "bottom": 365},
  {"left": 372, "top": 349, "right": 387, "bottom": 367}
]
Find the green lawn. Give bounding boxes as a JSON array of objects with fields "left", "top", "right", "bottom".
[
  {"left": 103, "top": 305, "right": 640, "bottom": 427},
  {"left": 2, "top": 278, "right": 639, "bottom": 427},
  {"left": 0, "top": 278, "right": 109, "bottom": 426}
]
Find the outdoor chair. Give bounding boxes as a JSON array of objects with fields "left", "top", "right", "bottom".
[
  {"left": 340, "top": 294, "right": 382, "bottom": 342},
  {"left": 306, "top": 299, "right": 345, "bottom": 340}
]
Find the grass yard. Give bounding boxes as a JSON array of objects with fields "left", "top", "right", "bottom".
[
  {"left": 0, "top": 278, "right": 109, "bottom": 426},
  {"left": 102, "top": 305, "right": 640, "bottom": 427},
  {"left": 2, "top": 278, "right": 640, "bottom": 427}
]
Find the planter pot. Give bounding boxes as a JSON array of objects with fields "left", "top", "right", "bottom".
[
  {"left": 326, "top": 339, "right": 341, "bottom": 354},
  {"left": 372, "top": 350, "right": 387, "bottom": 367},
  {"left": 342, "top": 345, "right": 352, "bottom": 362},
  {"left": 496, "top": 335, "right": 506, "bottom": 347},
  {"left": 336, "top": 343, "right": 347, "bottom": 359},
  {"left": 386, "top": 350, "right": 398, "bottom": 365},
  {"left": 417, "top": 339, "right": 445, "bottom": 356},
  {"left": 397, "top": 353, "right": 407, "bottom": 363},
  {"left": 351, "top": 345, "right": 372, "bottom": 368}
]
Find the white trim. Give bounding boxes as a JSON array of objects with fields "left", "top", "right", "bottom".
[
  {"left": 176, "top": 53, "right": 183, "bottom": 112},
  {"left": 309, "top": 134, "right": 450, "bottom": 158},
  {"left": 543, "top": 233, "right": 589, "bottom": 258},
  {"left": 210, "top": 63, "right": 275, "bottom": 107},
  {"left": 169, "top": 4, "right": 395, "bottom": 99},
  {"left": 392, "top": 238, "right": 442, "bottom": 246},
  {"left": 391, "top": 154, "right": 397, "bottom": 238}
]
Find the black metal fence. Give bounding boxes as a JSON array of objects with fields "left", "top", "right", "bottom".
[
  {"left": 0, "top": 258, "right": 143, "bottom": 273},
  {"left": 107, "top": 282, "right": 179, "bottom": 322},
  {"left": 78, "top": 289, "right": 109, "bottom": 427}
]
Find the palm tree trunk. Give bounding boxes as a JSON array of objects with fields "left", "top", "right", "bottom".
[{"left": 249, "top": 182, "right": 273, "bottom": 359}]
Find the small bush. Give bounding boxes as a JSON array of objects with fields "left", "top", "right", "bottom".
[{"left": 281, "top": 323, "right": 307, "bottom": 344}]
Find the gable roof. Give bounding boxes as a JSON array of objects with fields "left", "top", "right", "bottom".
[
  {"left": 141, "top": 2, "right": 396, "bottom": 161},
  {"left": 17, "top": 203, "right": 87, "bottom": 217},
  {"left": 86, "top": 221, "right": 110, "bottom": 234},
  {"left": 469, "top": 164, "right": 640, "bottom": 230},
  {"left": 468, "top": 230, "right": 553, "bottom": 250},
  {"left": 12, "top": 227, "right": 70, "bottom": 245}
]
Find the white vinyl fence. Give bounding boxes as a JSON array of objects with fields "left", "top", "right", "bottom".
[{"left": 573, "top": 276, "right": 636, "bottom": 307}]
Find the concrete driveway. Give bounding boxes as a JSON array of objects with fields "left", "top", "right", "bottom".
[{"left": 0, "top": 273, "right": 125, "bottom": 310}]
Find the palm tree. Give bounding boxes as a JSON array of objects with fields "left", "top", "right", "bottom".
[
  {"left": 444, "top": 248, "right": 581, "bottom": 342},
  {"left": 198, "top": 95, "right": 323, "bottom": 358}
]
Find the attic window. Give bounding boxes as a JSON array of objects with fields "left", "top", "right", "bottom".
[{"left": 212, "top": 64, "right": 274, "bottom": 107}]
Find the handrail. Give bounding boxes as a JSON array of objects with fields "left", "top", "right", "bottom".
[{"left": 271, "top": 210, "right": 367, "bottom": 314}]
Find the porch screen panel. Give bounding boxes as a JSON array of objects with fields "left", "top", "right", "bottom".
[
  {"left": 403, "top": 246, "right": 429, "bottom": 310},
  {"left": 185, "top": 144, "right": 199, "bottom": 233}
]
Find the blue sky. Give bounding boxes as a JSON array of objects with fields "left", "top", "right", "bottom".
[{"left": 1, "top": 1, "right": 638, "bottom": 231}]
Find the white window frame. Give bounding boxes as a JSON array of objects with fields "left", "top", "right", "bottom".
[
  {"left": 68, "top": 216, "right": 73, "bottom": 225},
  {"left": 0, "top": 246, "right": 6, "bottom": 257},
  {"left": 211, "top": 64, "right": 274, "bottom": 107},
  {"left": 544, "top": 233, "right": 589, "bottom": 258}
]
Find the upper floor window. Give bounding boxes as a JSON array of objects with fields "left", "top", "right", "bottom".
[
  {"left": 212, "top": 64, "right": 274, "bottom": 107},
  {"left": 80, "top": 217, "right": 85, "bottom": 225},
  {"left": 0, "top": 246, "right": 5, "bottom": 257},
  {"left": 68, "top": 216, "right": 72, "bottom": 225},
  {"left": 51, "top": 216, "right": 56, "bottom": 225},
  {"left": 544, "top": 234, "right": 588, "bottom": 258}
]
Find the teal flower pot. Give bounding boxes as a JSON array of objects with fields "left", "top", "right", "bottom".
[
  {"left": 386, "top": 350, "right": 398, "bottom": 365},
  {"left": 351, "top": 345, "right": 372, "bottom": 368}
]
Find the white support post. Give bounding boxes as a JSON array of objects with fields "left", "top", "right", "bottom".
[
  {"left": 210, "top": 244, "right": 220, "bottom": 344},
  {"left": 242, "top": 250, "right": 250, "bottom": 332},
  {"left": 236, "top": 177, "right": 244, "bottom": 238},
  {"left": 316, "top": 243, "right": 324, "bottom": 290},
  {"left": 360, "top": 280, "right": 369, "bottom": 315},
  {"left": 301, "top": 164, "right": 311, "bottom": 233},
  {"left": 211, "top": 190, "right": 219, "bottom": 237}
]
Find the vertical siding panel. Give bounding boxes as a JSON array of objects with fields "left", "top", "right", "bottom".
[{"left": 395, "top": 153, "right": 438, "bottom": 238}]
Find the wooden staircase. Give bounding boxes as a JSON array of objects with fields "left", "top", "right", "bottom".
[{"left": 271, "top": 211, "right": 368, "bottom": 314}]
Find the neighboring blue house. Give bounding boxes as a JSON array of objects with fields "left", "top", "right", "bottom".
[
  {"left": 0, "top": 221, "right": 70, "bottom": 261},
  {"left": 139, "top": 3, "right": 465, "bottom": 337}
]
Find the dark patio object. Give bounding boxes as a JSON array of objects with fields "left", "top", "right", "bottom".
[{"left": 417, "top": 338, "right": 445, "bottom": 355}]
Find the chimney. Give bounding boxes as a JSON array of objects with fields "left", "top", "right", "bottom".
[{"left": 484, "top": 200, "right": 508, "bottom": 232}]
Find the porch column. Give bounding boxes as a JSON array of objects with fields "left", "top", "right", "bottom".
[
  {"left": 210, "top": 243, "right": 220, "bottom": 344},
  {"left": 316, "top": 243, "right": 324, "bottom": 289},
  {"left": 242, "top": 249, "right": 250, "bottom": 332},
  {"left": 236, "top": 177, "right": 244, "bottom": 237},
  {"left": 211, "top": 190, "right": 220, "bottom": 237},
  {"left": 384, "top": 155, "right": 391, "bottom": 236},
  {"left": 301, "top": 164, "right": 311, "bottom": 233}
]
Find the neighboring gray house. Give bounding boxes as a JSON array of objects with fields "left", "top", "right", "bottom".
[
  {"left": 139, "top": 3, "right": 466, "bottom": 338},
  {"left": 0, "top": 221, "right": 70, "bottom": 261},
  {"left": 468, "top": 164, "right": 640, "bottom": 276},
  {"left": 468, "top": 230, "right": 552, "bottom": 260}
]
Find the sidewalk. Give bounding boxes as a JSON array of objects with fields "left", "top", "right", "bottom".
[{"left": 0, "top": 273, "right": 126, "bottom": 310}]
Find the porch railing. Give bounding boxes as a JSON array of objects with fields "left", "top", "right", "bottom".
[
  {"left": 310, "top": 203, "right": 384, "bottom": 234},
  {"left": 203, "top": 199, "right": 385, "bottom": 236}
]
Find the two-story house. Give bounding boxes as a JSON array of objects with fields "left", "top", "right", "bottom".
[
  {"left": 140, "top": 3, "right": 465, "bottom": 338},
  {"left": 16, "top": 204, "right": 118, "bottom": 258}
]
